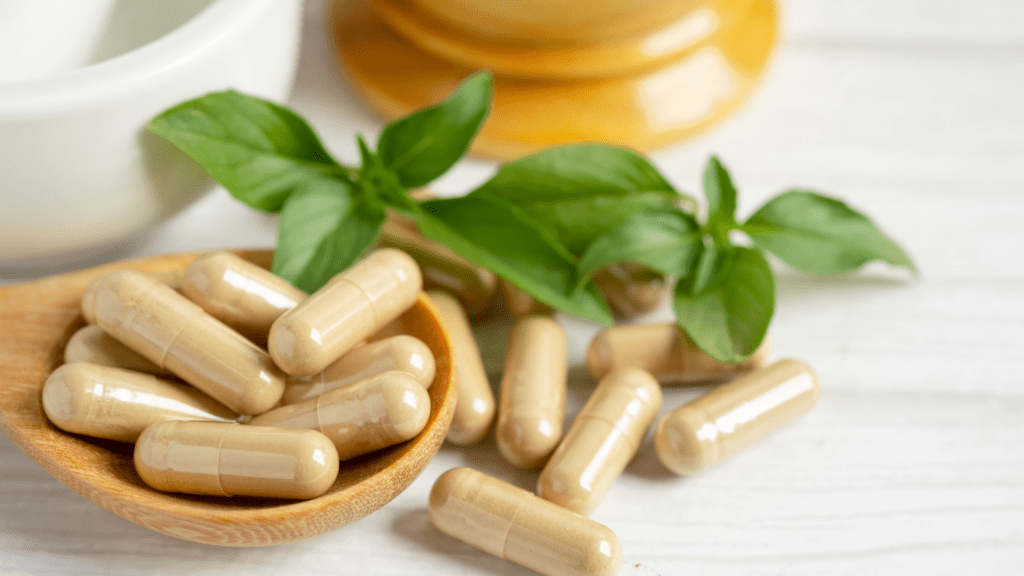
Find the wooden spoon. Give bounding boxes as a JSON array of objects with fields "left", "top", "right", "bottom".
[{"left": 0, "top": 250, "right": 456, "bottom": 547}]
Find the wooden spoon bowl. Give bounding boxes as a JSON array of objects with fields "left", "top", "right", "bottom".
[{"left": 0, "top": 250, "right": 456, "bottom": 547}]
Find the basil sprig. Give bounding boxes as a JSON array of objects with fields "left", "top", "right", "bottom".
[{"left": 148, "top": 73, "right": 914, "bottom": 363}]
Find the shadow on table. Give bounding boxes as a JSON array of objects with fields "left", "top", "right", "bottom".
[
  {"left": 775, "top": 270, "right": 915, "bottom": 307},
  {"left": 390, "top": 508, "right": 519, "bottom": 575}
]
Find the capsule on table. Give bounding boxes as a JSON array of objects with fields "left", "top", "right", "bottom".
[
  {"left": 251, "top": 371, "right": 430, "bottom": 461},
  {"left": 83, "top": 270, "right": 286, "bottom": 415},
  {"left": 586, "top": 322, "right": 771, "bottom": 385},
  {"left": 496, "top": 316, "right": 567, "bottom": 469},
  {"left": 182, "top": 251, "right": 307, "bottom": 342},
  {"left": 269, "top": 249, "right": 422, "bottom": 378},
  {"left": 64, "top": 324, "right": 168, "bottom": 375},
  {"left": 538, "top": 368, "right": 662, "bottom": 516},
  {"left": 430, "top": 467, "right": 622, "bottom": 576},
  {"left": 592, "top": 263, "right": 668, "bottom": 319},
  {"left": 41, "top": 362, "right": 239, "bottom": 443},
  {"left": 377, "top": 217, "right": 497, "bottom": 317},
  {"left": 134, "top": 421, "right": 339, "bottom": 499},
  {"left": 427, "top": 290, "right": 495, "bottom": 445},
  {"left": 499, "top": 280, "right": 554, "bottom": 319},
  {"left": 655, "top": 358, "right": 820, "bottom": 476},
  {"left": 282, "top": 335, "right": 435, "bottom": 405}
]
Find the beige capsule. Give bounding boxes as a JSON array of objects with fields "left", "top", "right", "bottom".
[
  {"left": 654, "top": 358, "right": 821, "bottom": 476},
  {"left": 269, "top": 249, "right": 422, "bottom": 378},
  {"left": 427, "top": 290, "right": 495, "bottom": 445},
  {"left": 377, "top": 216, "right": 497, "bottom": 317},
  {"left": 592, "top": 263, "right": 668, "bottom": 319},
  {"left": 83, "top": 270, "right": 286, "bottom": 415},
  {"left": 81, "top": 270, "right": 183, "bottom": 324},
  {"left": 42, "top": 362, "right": 239, "bottom": 443},
  {"left": 64, "top": 324, "right": 168, "bottom": 375},
  {"left": 282, "top": 335, "right": 435, "bottom": 405},
  {"left": 134, "top": 421, "right": 339, "bottom": 499},
  {"left": 430, "top": 467, "right": 622, "bottom": 576},
  {"left": 587, "top": 322, "right": 772, "bottom": 385},
  {"left": 368, "top": 317, "right": 406, "bottom": 342},
  {"left": 250, "top": 371, "right": 430, "bottom": 461},
  {"left": 182, "top": 251, "right": 307, "bottom": 342},
  {"left": 538, "top": 368, "right": 662, "bottom": 516},
  {"left": 496, "top": 316, "right": 567, "bottom": 469}
]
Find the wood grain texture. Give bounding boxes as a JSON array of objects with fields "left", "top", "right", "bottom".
[{"left": 0, "top": 250, "right": 456, "bottom": 547}]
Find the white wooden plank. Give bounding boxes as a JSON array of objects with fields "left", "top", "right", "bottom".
[
  {"left": 784, "top": 0, "right": 1024, "bottom": 46},
  {"left": 657, "top": 49, "right": 1024, "bottom": 198}
]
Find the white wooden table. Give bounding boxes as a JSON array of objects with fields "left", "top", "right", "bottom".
[{"left": 3, "top": 1, "right": 1023, "bottom": 574}]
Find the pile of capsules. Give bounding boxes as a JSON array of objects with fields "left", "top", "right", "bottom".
[
  {"left": 45, "top": 247, "right": 432, "bottom": 499},
  {"left": 41, "top": 220, "right": 821, "bottom": 576}
]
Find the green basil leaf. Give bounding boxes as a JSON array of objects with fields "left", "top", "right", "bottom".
[
  {"left": 470, "top": 144, "right": 686, "bottom": 254},
  {"left": 377, "top": 71, "right": 492, "bottom": 188},
  {"left": 357, "top": 134, "right": 419, "bottom": 216},
  {"left": 148, "top": 90, "right": 344, "bottom": 212},
  {"left": 673, "top": 245, "right": 775, "bottom": 363},
  {"left": 356, "top": 133, "right": 376, "bottom": 168},
  {"left": 741, "top": 190, "right": 916, "bottom": 274},
  {"left": 685, "top": 238, "right": 723, "bottom": 297},
  {"left": 273, "top": 178, "right": 386, "bottom": 292},
  {"left": 573, "top": 209, "right": 701, "bottom": 292},
  {"left": 415, "top": 195, "right": 613, "bottom": 325},
  {"left": 703, "top": 156, "right": 738, "bottom": 238}
]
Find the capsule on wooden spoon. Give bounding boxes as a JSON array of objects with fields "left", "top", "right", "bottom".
[
  {"left": 83, "top": 270, "right": 286, "bottom": 415},
  {"left": 42, "top": 362, "right": 239, "bottom": 443}
]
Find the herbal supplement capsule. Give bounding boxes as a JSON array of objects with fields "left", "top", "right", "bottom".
[
  {"left": 592, "top": 263, "right": 667, "bottom": 319},
  {"left": 654, "top": 358, "right": 820, "bottom": 475},
  {"left": 42, "top": 362, "right": 239, "bottom": 443},
  {"left": 430, "top": 467, "right": 622, "bottom": 576},
  {"left": 81, "top": 270, "right": 183, "bottom": 324},
  {"left": 84, "top": 270, "right": 286, "bottom": 415},
  {"left": 64, "top": 324, "right": 168, "bottom": 375},
  {"left": 282, "top": 335, "right": 435, "bottom": 405},
  {"left": 538, "top": 368, "right": 662, "bottom": 516},
  {"left": 368, "top": 318, "right": 406, "bottom": 342},
  {"left": 250, "top": 371, "right": 430, "bottom": 461},
  {"left": 377, "top": 217, "right": 497, "bottom": 317},
  {"left": 499, "top": 280, "right": 554, "bottom": 319},
  {"left": 134, "top": 421, "right": 339, "bottom": 499},
  {"left": 182, "top": 251, "right": 307, "bottom": 341},
  {"left": 427, "top": 290, "right": 495, "bottom": 445},
  {"left": 269, "top": 248, "right": 422, "bottom": 378},
  {"left": 496, "top": 316, "right": 567, "bottom": 469},
  {"left": 586, "top": 322, "right": 772, "bottom": 385}
]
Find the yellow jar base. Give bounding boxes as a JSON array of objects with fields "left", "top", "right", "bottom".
[{"left": 331, "top": 0, "right": 777, "bottom": 160}]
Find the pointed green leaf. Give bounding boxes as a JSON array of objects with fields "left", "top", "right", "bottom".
[
  {"left": 574, "top": 209, "right": 701, "bottom": 292},
  {"left": 470, "top": 144, "right": 686, "bottom": 254},
  {"left": 148, "top": 90, "right": 344, "bottom": 212},
  {"left": 673, "top": 246, "right": 775, "bottom": 363},
  {"left": 377, "top": 71, "right": 492, "bottom": 188},
  {"left": 703, "top": 156, "right": 738, "bottom": 239},
  {"left": 273, "top": 178, "right": 386, "bottom": 292},
  {"left": 741, "top": 190, "right": 915, "bottom": 274},
  {"left": 414, "top": 195, "right": 613, "bottom": 325}
]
